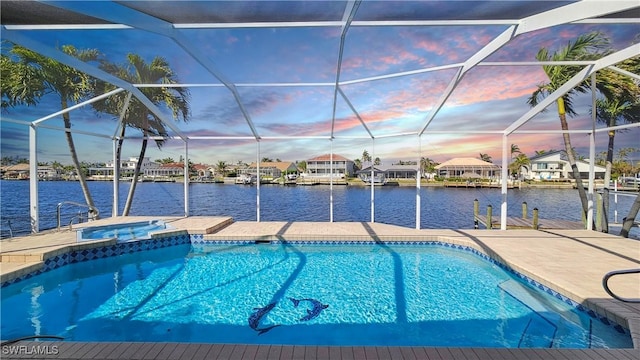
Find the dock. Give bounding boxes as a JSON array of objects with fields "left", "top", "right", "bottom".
[
  {"left": 474, "top": 214, "right": 585, "bottom": 230},
  {"left": 297, "top": 177, "right": 348, "bottom": 186},
  {"left": 444, "top": 180, "right": 514, "bottom": 189},
  {"left": 473, "top": 199, "right": 584, "bottom": 230}
]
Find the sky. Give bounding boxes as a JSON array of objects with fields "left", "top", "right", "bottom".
[{"left": 1, "top": 1, "right": 639, "bottom": 167}]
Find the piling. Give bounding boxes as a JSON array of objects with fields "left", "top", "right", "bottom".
[
  {"left": 596, "top": 193, "right": 602, "bottom": 231},
  {"left": 522, "top": 201, "right": 528, "bottom": 219},
  {"left": 487, "top": 205, "right": 493, "bottom": 230},
  {"left": 474, "top": 199, "right": 479, "bottom": 229},
  {"left": 533, "top": 207, "right": 539, "bottom": 230}
]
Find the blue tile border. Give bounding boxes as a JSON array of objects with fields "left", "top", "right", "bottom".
[
  {"left": 1, "top": 235, "right": 630, "bottom": 337},
  {"left": 2, "top": 233, "right": 190, "bottom": 288}
]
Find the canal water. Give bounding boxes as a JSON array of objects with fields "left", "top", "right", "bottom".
[{"left": 1, "top": 180, "right": 637, "bottom": 237}]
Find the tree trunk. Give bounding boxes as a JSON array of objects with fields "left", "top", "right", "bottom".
[
  {"left": 122, "top": 131, "right": 147, "bottom": 216},
  {"left": 601, "top": 130, "right": 615, "bottom": 233},
  {"left": 557, "top": 99, "right": 590, "bottom": 224},
  {"left": 62, "top": 99, "right": 98, "bottom": 219},
  {"left": 620, "top": 193, "right": 640, "bottom": 238}
]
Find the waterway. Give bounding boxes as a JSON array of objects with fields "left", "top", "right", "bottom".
[{"left": 1, "top": 180, "right": 637, "bottom": 238}]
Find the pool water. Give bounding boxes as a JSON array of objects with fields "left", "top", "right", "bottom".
[
  {"left": 0, "top": 243, "right": 632, "bottom": 348},
  {"left": 76, "top": 220, "right": 170, "bottom": 242}
]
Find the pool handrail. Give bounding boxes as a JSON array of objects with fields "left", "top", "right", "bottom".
[
  {"left": 56, "top": 201, "right": 99, "bottom": 231},
  {"left": 602, "top": 268, "right": 640, "bottom": 303}
]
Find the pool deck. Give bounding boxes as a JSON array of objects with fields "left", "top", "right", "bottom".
[{"left": 1, "top": 216, "right": 639, "bottom": 360}]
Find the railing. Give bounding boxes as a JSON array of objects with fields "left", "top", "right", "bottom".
[
  {"left": 0, "top": 219, "right": 13, "bottom": 238},
  {"left": 56, "top": 201, "right": 99, "bottom": 231},
  {"left": 602, "top": 268, "right": 640, "bottom": 303}
]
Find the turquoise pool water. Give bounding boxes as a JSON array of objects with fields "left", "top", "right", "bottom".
[
  {"left": 76, "top": 220, "right": 170, "bottom": 242},
  {"left": 0, "top": 243, "right": 632, "bottom": 348}
]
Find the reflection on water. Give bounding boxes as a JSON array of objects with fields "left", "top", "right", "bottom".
[
  {"left": 29, "top": 285, "right": 43, "bottom": 336},
  {"left": 1, "top": 180, "right": 637, "bottom": 238}
]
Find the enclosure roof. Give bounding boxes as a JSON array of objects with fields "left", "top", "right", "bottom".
[
  {"left": 1, "top": 1, "right": 639, "bottom": 164},
  {"left": 2, "top": 1, "right": 639, "bottom": 26}
]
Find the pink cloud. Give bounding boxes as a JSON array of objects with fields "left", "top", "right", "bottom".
[
  {"left": 414, "top": 39, "right": 448, "bottom": 57},
  {"left": 449, "top": 66, "right": 547, "bottom": 106}
]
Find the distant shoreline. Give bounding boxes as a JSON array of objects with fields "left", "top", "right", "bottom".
[{"left": 2, "top": 178, "right": 613, "bottom": 190}]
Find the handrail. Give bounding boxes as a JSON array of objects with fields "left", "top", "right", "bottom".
[
  {"left": 56, "top": 201, "right": 99, "bottom": 231},
  {"left": 602, "top": 268, "right": 640, "bottom": 303}
]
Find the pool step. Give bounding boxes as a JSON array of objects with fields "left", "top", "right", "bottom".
[{"left": 499, "top": 279, "right": 591, "bottom": 347}]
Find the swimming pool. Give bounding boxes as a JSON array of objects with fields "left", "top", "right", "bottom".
[
  {"left": 76, "top": 220, "right": 172, "bottom": 242},
  {"left": 0, "top": 242, "right": 632, "bottom": 348}
]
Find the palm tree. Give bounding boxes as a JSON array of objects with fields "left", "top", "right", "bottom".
[
  {"left": 593, "top": 98, "right": 640, "bottom": 232},
  {"left": 216, "top": 161, "right": 228, "bottom": 177},
  {"left": 528, "top": 31, "right": 611, "bottom": 222},
  {"left": 374, "top": 157, "right": 381, "bottom": 166},
  {"left": 93, "top": 54, "right": 189, "bottom": 216},
  {"left": 297, "top": 160, "right": 307, "bottom": 173},
  {"left": 261, "top": 157, "right": 273, "bottom": 163},
  {"left": 362, "top": 149, "right": 371, "bottom": 165},
  {"left": 420, "top": 157, "right": 437, "bottom": 176},
  {"left": 1, "top": 43, "right": 100, "bottom": 217},
  {"left": 510, "top": 144, "right": 521, "bottom": 159},
  {"left": 510, "top": 153, "right": 530, "bottom": 180},
  {"left": 353, "top": 158, "right": 362, "bottom": 170},
  {"left": 156, "top": 157, "right": 175, "bottom": 164},
  {"left": 479, "top": 153, "right": 492, "bottom": 163},
  {"left": 592, "top": 56, "right": 640, "bottom": 233}
]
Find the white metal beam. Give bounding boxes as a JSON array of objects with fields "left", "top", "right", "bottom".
[
  {"left": 515, "top": 1, "right": 640, "bottom": 36},
  {"left": 184, "top": 142, "right": 190, "bottom": 217},
  {"left": 340, "top": 63, "right": 463, "bottom": 86},
  {"left": 33, "top": 88, "right": 125, "bottom": 125},
  {"left": 29, "top": 125, "right": 39, "bottom": 233},
  {"left": 500, "top": 134, "right": 508, "bottom": 231},
  {"left": 7, "top": 16, "right": 638, "bottom": 31},
  {"left": 331, "top": 0, "right": 361, "bottom": 138},
  {"left": 608, "top": 66, "right": 640, "bottom": 82}
]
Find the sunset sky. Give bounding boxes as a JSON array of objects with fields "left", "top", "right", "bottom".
[{"left": 1, "top": 1, "right": 639, "bottom": 166}]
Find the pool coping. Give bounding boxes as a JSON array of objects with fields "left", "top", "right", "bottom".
[{"left": 1, "top": 218, "right": 638, "bottom": 352}]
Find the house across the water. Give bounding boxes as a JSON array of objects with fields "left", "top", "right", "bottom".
[{"left": 523, "top": 150, "right": 606, "bottom": 181}]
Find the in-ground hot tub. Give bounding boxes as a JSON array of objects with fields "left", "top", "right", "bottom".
[{"left": 76, "top": 220, "right": 174, "bottom": 242}]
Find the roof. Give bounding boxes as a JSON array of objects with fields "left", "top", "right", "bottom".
[
  {"left": 435, "top": 158, "right": 500, "bottom": 168},
  {"left": 528, "top": 150, "right": 565, "bottom": 162},
  {"left": 360, "top": 164, "right": 417, "bottom": 172},
  {"left": 1, "top": 164, "right": 30, "bottom": 171},
  {"left": 248, "top": 162, "right": 297, "bottom": 171},
  {"left": 307, "top": 154, "right": 353, "bottom": 162},
  {"left": 161, "top": 163, "right": 184, "bottom": 169},
  {"left": 192, "top": 164, "right": 209, "bottom": 170}
]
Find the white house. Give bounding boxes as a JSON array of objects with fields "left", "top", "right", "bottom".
[
  {"left": 435, "top": 158, "right": 501, "bottom": 179},
  {"left": 358, "top": 164, "right": 418, "bottom": 179},
  {"left": 524, "top": 150, "right": 606, "bottom": 180},
  {"left": 306, "top": 154, "right": 356, "bottom": 177},
  {"left": 37, "top": 166, "right": 62, "bottom": 180}
]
